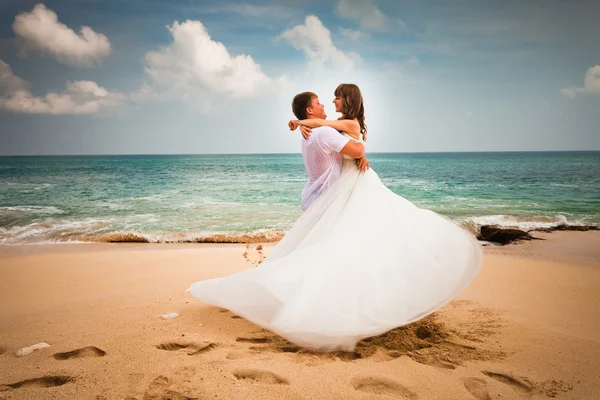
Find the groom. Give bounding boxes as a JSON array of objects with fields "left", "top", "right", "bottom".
[{"left": 291, "top": 91, "right": 369, "bottom": 211}]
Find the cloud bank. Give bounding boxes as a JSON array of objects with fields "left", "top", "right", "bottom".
[
  {"left": 13, "top": 3, "right": 111, "bottom": 67},
  {"left": 144, "top": 20, "right": 284, "bottom": 109},
  {"left": 0, "top": 60, "right": 121, "bottom": 114}
]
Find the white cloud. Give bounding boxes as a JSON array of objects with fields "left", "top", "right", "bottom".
[
  {"left": 127, "top": 83, "right": 162, "bottom": 103},
  {"left": 336, "top": 0, "right": 403, "bottom": 31},
  {"left": 561, "top": 65, "right": 600, "bottom": 98},
  {"left": 0, "top": 59, "right": 122, "bottom": 114},
  {"left": 279, "top": 16, "right": 359, "bottom": 69},
  {"left": 340, "top": 28, "right": 367, "bottom": 40},
  {"left": 144, "top": 20, "right": 280, "bottom": 107},
  {"left": 0, "top": 60, "right": 28, "bottom": 93},
  {"left": 12, "top": 3, "right": 111, "bottom": 67},
  {"left": 2, "top": 18, "right": 283, "bottom": 115}
]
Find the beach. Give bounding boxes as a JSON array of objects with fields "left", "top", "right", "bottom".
[
  {"left": 1, "top": 0, "right": 599, "bottom": 397},
  {"left": 0, "top": 230, "right": 599, "bottom": 399}
]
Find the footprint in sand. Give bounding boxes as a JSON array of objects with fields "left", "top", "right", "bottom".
[
  {"left": 408, "top": 350, "right": 457, "bottom": 370},
  {"left": 144, "top": 375, "right": 200, "bottom": 400},
  {"left": 236, "top": 336, "right": 272, "bottom": 344},
  {"left": 233, "top": 369, "right": 289, "bottom": 385},
  {"left": 407, "top": 344, "right": 461, "bottom": 370},
  {"left": 407, "top": 339, "right": 481, "bottom": 370},
  {"left": 53, "top": 346, "right": 106, "bottom": 360},
  {"left": 243, "top": 244, "right": 266, "bottom": 266},
  {"left": 156, "top": 342, "right": 216, "bottom": 356},
  {"left": 466, "top": 372, "right": 572, "bottom": 399},
  {"left": 0, "top": 347, "right": 5, "bottom": 356},
  {"left": 351, "top": 376, "right": 418, "bottom": 399},
  {"left": 236, "top": 335, "right": 305, "bottom": 354},
  {"left": 0, "top": 376, "right": 73, "bottom": 391},
  {"left": 463, "top": 377, "right": 491, "bottom": 400},
  {"left": 481, "top": 371, "right": 533, "bottom": 394}
]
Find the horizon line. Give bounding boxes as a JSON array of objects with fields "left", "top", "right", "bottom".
[{"left": 1, "top": 149, "right": 599, "bottom": 157}]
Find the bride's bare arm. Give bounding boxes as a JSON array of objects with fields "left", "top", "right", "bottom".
[
  {"left": 355, "top": 156, "right": 369, "bottom": 172},
  {"left": 289, "top": 119, "right": 360, "bottom": 138},
  {"left": 290, "top": 121, "right": 369, "bottom": 172}
]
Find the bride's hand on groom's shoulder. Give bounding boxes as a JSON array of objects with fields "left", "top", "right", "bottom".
[
  {"left": 356, "top": 156, "right": 369, "bottom": 172},
  {"left": 289, "top": 120, "right": 311, "bottom": 139},
  {"left": 299, "top": 126, "right": 312, "bottom": 140}
]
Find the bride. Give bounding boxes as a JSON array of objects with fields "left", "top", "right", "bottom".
[{"left": 188, "top": 84, "right": 483, "bottom": 352}]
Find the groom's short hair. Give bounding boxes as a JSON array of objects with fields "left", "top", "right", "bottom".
[{"left": 292, "top": 91, "right": 317, "bottom": 120}]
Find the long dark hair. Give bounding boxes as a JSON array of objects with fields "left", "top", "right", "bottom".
[{"left": 334, "top": 83, "right": 367, "bottom": 141}]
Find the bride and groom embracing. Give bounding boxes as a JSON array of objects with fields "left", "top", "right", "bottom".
[{"left": 188, "top": 84, "right": 482, "bottom": 352}]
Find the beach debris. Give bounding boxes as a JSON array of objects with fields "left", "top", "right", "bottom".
[
  {"left": 15, "top": 342, "right": 50, "bottom": 357},
  {"left": 157, "top": 312, "right": 179, "bottom": 320},
  {"left": 256, "top": 245, "right": 263, "bottom": 251},
  {"left": 477, "top": 225, "right": 536, "bottom": 245}
]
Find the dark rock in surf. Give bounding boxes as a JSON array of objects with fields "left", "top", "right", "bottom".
[
  {"left": 477, "top": 225, "right": 536, "bottom": 245},
  {"left": 531, "top": 225, "right": 599, "bottom": 233}
]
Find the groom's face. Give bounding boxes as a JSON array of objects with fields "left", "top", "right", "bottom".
[{"left": 309, "top": 97, "right": 327, "bottom": 119}]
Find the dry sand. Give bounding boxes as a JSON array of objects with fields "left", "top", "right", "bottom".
[{"left": 0, "top": 232, "right": 599, "bottom": 399}]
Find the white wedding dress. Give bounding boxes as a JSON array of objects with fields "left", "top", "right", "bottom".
[{"left": 188, "top": 134, "right": 483, "bottom": 352}]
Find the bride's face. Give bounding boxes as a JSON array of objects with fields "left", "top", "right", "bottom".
[{"left": 333, "top": 96, "right": 342, "bottom": 113}]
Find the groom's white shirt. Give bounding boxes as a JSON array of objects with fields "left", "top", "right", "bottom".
[{"left": 300, "top": 126, "right": 350, "bottom": 211}]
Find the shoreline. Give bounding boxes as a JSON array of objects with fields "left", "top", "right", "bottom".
[
  {"left": 2, "top": 219, "right": 597, "bottom": 247},
  {"left": 0, "top": 229, "right": 600, "bottom": 263}
]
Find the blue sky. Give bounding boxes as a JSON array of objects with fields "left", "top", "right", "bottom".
[{"left": 0, "top": 0, "right": 599, "bottom": 155}]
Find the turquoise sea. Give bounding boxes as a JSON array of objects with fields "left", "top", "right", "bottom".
[{"left": 1, "top": 152, "right": 599, "bottom": 244}]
